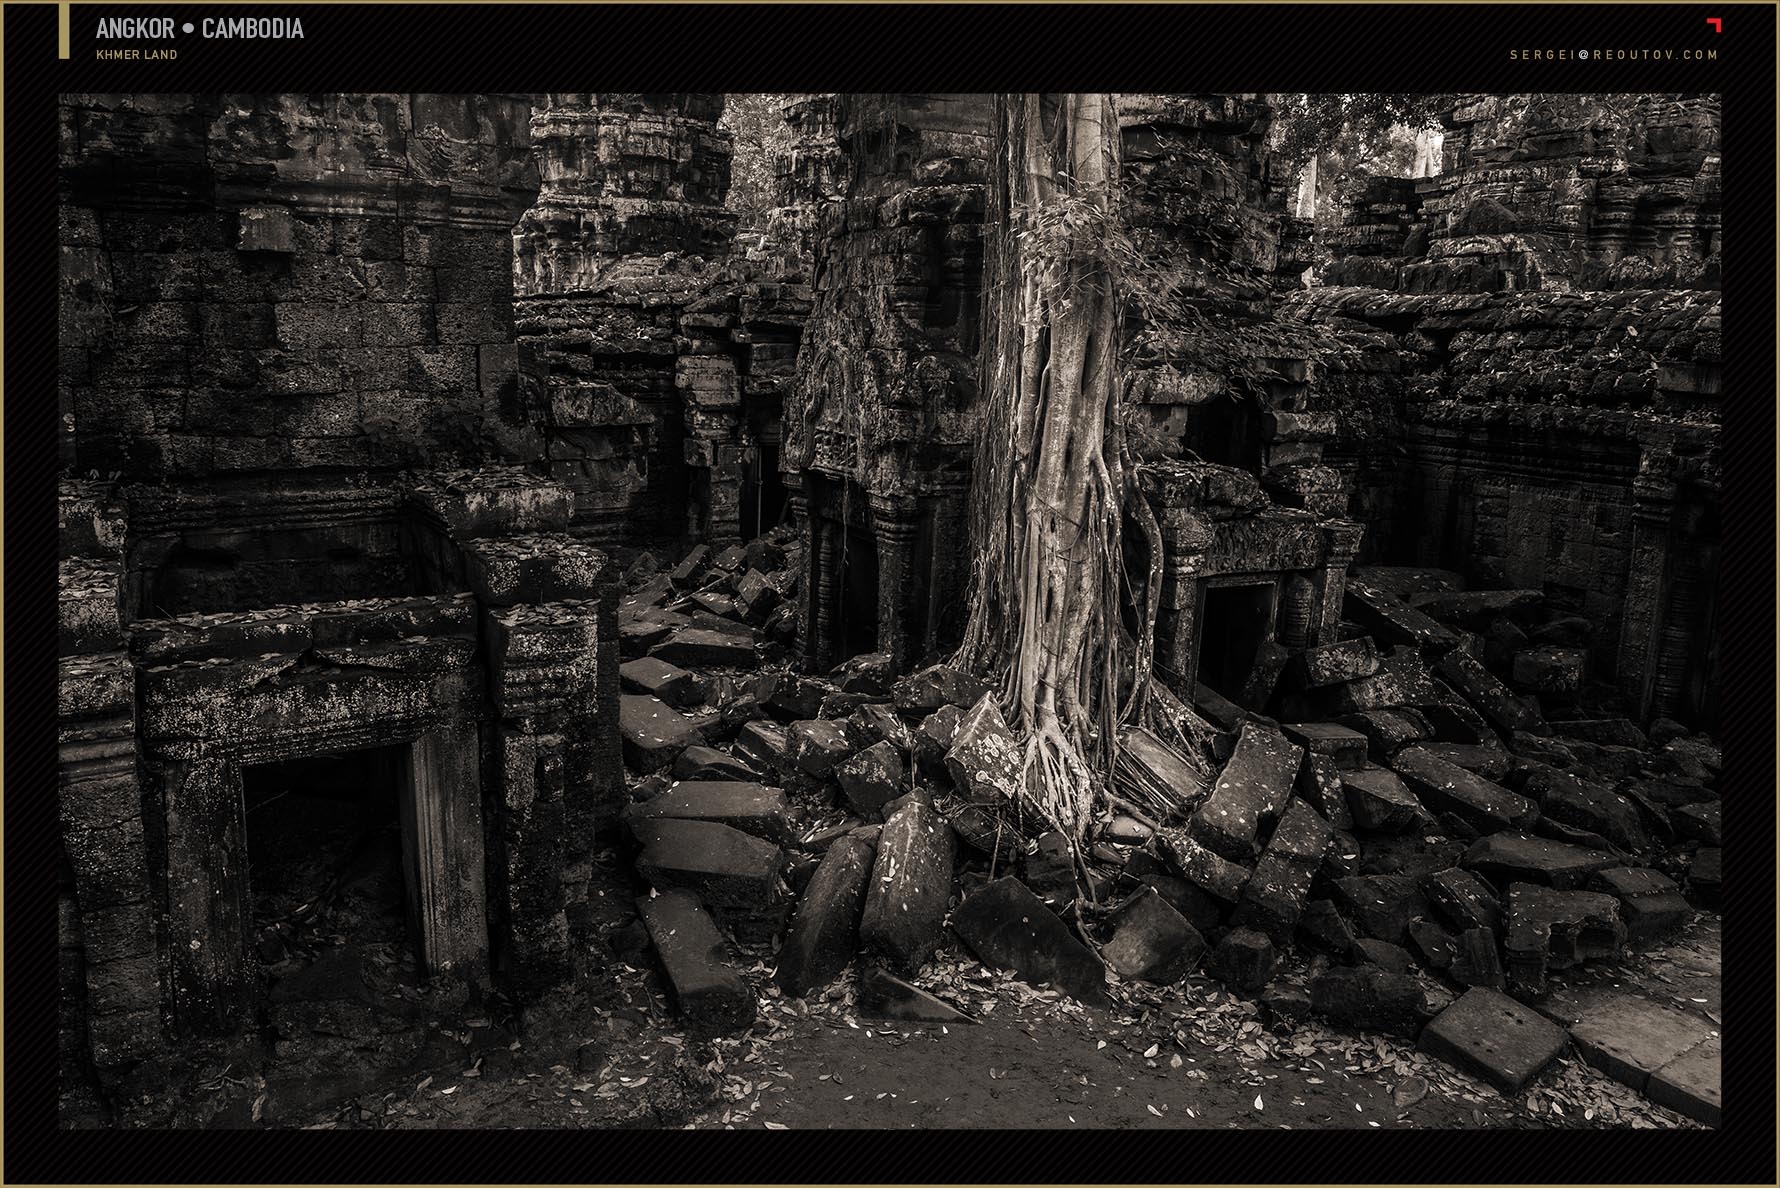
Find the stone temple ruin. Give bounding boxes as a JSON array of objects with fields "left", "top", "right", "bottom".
[{"left": 57, "top": 93, "right": 1722, "bottom": 1126}]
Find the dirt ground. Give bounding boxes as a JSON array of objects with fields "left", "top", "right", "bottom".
[{"left": 67, "top": 846, "right": 1710, "bottom": 1132}]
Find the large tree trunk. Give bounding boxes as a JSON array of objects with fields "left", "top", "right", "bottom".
[{"left": 958, "top": 94, "right": 1126, "bottom": 841}]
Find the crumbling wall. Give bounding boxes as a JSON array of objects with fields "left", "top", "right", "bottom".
[
  {"left": 1287, "top": 93, "right": 1722, "bottom": 727},
  {"left": 512, "top": 94, "right": 739, "bottom": 545},
  {"left": 1323, "top": 94, "right": 1721, "bottom": 293},
  {"left": 57, "top": 95, "right": 620, "bottom": 1083},
  {"left": 784, "top": 93, "right": 992, "bottom": 673},
  {"left": 60, "top": 94, "right": 542, "bottom": 480}
]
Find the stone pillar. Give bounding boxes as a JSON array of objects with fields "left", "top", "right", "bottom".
[
  {"left": 1616, "top": 450, "right": 1679, "bottom": 721},
  {"left": 870, "top": 494, "right": 921, "bottom": 671},
  {"left": 678, "top": 354, "right": 746, "bottom": 544},
  {"left": 809, "top": 508, "right": 843, "bottom": 673}
]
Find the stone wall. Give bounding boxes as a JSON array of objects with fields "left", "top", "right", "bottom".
[
  {"left": 1323, "top": 93, "right": 1721, "bottom": 293},
  {"left": 784, "top": 93, "right": 992, "bottom": 672},
  {"left": 60, "top": 94, "right": 543, "bottom": 480},
  {"left": 1287, "top": 93, "right": 1722, "bottom": 727},
  {"left": 512, "top": 94, "right": 739, "bottom": 546},
  {"left": 57, "top": 95, "right": 621, "bottom": 1081}
]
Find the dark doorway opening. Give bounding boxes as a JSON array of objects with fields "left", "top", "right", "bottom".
[
  {"left": 1183, "top": 391, "right": 1265, "bottom": 473},
  {"left": 241, "top": 745, "right": 419, "bottom": 1001},
  {"left": 742, "top": 438, "right": 790, "bottom": 540},
  {"left": 1196, "top": 581, "right": 1277, "bottom": 700},
  {"left": 838, "top": 524, "right": 880, "bottom": 660}
]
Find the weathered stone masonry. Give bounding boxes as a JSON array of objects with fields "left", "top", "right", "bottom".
[
  {"left": 57, "top": 94, "right": 620, "bottom": 1077},
  {"left": 1286, "top": 93, "right": 1721, "bottom": 728}
]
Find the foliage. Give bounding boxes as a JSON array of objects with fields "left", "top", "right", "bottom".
[{"left": 720, "top": 93, "right": 809, "bottom": 231}]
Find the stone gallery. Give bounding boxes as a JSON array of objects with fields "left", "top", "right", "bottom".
[{"left": 56, "top": 92, "right": 1722, "bottom": 1129}]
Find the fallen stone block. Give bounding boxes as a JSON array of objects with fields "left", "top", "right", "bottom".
[
  {"left": 787, "top": 718, "right": 857, "bottom": 779},
  {"left": 1296, "top": 898, "right": 1355, "bottom": 957},
  {"left": 1100, "top": 888, "right": 1206, "bottom": 984},
  {"left": 1463, "top": 832, "right": 1617, "bottom": 890},
  {"left": 1511, "top": 646, "right": 1586, "bottom": 695},
  {"left": 1260, "top": 981, "right": 1315, "bottom": 1030},
  {"left": 734, "top": 720, "right": 792, "bottom": 776},
  {"left": 1644, "top": 1034, "right": 1721, "bottom": 1126},
  {"left": 1518, "top": 766, "right": 1647, "bottom": 852},
  {"left": 857, "top": 966, "right": 977, "bottom": 1025},
  {"left": 1192, "top": 682, "right": 1250, "bottom": 733},
  {"left": 1115, "top": 726, "right": 1212, "bottom": 812},
  {"left": 735, "top": 569, "right": 782, "bottom": 624},
  {"left": 668, "top": 543, "right": 710, "bottom": 588},
  {"left": 1353, "top": 937, "right": 1416, "bottom": 974},
  {"left": 619, "top": 618, "right": 675, "bottom": 659},
  {"left": 1448, "top": 927, "right": 1505, "bottom": 989},
  {"left": 1560, "top": 990, "right": 1716, "bottom": 1095},
  {"left": 650, "top": 627, "right": 755, "bottom": 668},
  {"left": 1345, "top": 581, "right": 1460, "bottom": 652},
  {"left": 1231, "top": 797, "right": 1332, "bottom": 943},
  {"left": 849, "top": 703, "right": 914, "bottom": 753},
  {"left": 620, "top": 656, "right": 705, "bottom": 708},
  {"left": 1343, "top": 765, "right": 1421, "bottom": 833},
  {"left": 637, "top": 890, "right": 756, "bottom": 1033},
  {"left": 633, "top": 819, "right": 786, "bottom": 924},
  {"left": 1550, "top": 717, "right": 1648, "bottom": 750},
  {"left": 1391, "top": 747, "right": 1537, "bottom": 835},
  {"left": 1587, "top": 867, "right": 1689, "bottom": 943},
  {"left": 1288, "top": 637, "right": 1380, "bottom": 691},
  {"left": 620, "top": 573, "right": 674, "bottom": 618},
  {"left": 1503, "top": 882, "right": 1624, "bottom": 994},
  {"left": 1188, "top": 721, "right": 1303, "bottom": 861},
  {"left": 1436, "top": 650, "right": 1542, "bottom": 735},
  {"left": 1309, "top": 965, "right": 1425, "bottom": 1037},
  {"left": 858, "top": 802, "right": 955, "bottom": 972},
  {"left": 1205, "top": 927, "right": 1276, "bottom": 994},
  {"left": 1422, "top": 867, "right": 1502, "bottom": 933},
  {"left": 836, "top": 740, "right": 908, "bottom": 820},
  {"left": 672, "top": 745, "right": 760, "bottom": 783},
  {"left": 1408, "top": 588, "right": 1542, "bottom": 626},
  {"left": 1156, "top": 827, "right": 1252, "bottom": 901},
  {"left": 775, "top": 834, "right": 876, "bottom": 996},
  {"left": 624, "top": 780, "right": 794, "bottom": 846},
  {"left": 1406, "top": 919, "right": 1457, "bottom": 971},
  {"left": 1295, "top": 754, "right": 1352, "bottom": 831},
  {"left": 1282, "top": 722, "right": 1369, "bottom": 771},
  {"left": 911, "top": 704, "right": 965, "bottom": 773},
  {"left": 945, "top": 695, "right": 1023, "bottom": 804},
  {"left": 1331, "top": 874, "right": 1428, "bottom": 944},
  {"left": 1670, "top": 801, "right": 1722, "bottom": 846},
  {"left": 620, "top": 694, "right": 707, "bottom": 774},
  {"left": 950, "top": 876, "right": 1108, "bottom": 1005},
  {"left": 892, "top": 662, "right": 991, "bottom": 714},
  {"left": 1419, "top": 986, "right": 1567, "bottom": 1094},
  {"left": 1337, "top": 708, "right": 1433, "bottom": 759},
  {"left": 1236, "top": 641, "right": 1292, "bottom": 712},
  {"left": 1398, "top": 741, "right": 1511, "bottom": 782}
]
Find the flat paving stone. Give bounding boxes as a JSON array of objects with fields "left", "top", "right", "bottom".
[
  {"left": 1552, "top": 989, "right": 1717, "bottom": 1094},
  {"left": 1419, "top": 986, "right": 1568, "bottom": 1094},
  {"left": 1647, "top": 1034, "right": 1721, "bottom": 1126}
]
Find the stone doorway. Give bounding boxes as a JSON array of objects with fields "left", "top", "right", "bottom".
[
  {"left": 1194, "top": 579, "right": 1278, "bottom": 700},
  {"left": 242, "top": 745, "right": 415, "bottom": 997}
]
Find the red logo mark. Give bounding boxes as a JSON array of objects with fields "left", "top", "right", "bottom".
[{"left": 1706, "top": 17, "right": 1722, "bottom": 32}]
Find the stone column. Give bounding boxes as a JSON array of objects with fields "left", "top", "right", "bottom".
[
  {"left": 1616, "top": 449, "right": 1679, "bottom": 721},
  {"left": 870, "top": 493, "right": 921, "bottom": 671},
  {"left": 809, "top": 508, "right": 843, "bottom": 673}
]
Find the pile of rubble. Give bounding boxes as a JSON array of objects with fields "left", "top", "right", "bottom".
[{"left": 609, "top": 545, "right": 1721, "bottom": 1121}]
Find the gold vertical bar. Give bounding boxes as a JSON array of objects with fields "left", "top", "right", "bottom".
[{"left": 59, "top": 1, "right": 72, "bottom": 59}]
